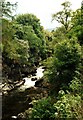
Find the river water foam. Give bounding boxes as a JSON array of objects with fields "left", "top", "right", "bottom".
[{"left": 18, "top": 66, "right": 44, "bottom": 91}]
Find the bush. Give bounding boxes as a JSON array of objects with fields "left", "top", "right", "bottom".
[
  {"left": 54, "top": 91, "right": 83, "bottom": 119},
  {"left": 48, "top": 38, "right": 82, "bottom": 88},
  {"left": 29, "top": 97, "right": 56, "bottom": 120},
  {"left": 69, "top": 77, "right": 82, "bottom": 95},
  {"left": 29, "top": 92, "right": 83, "bottom": 120}
]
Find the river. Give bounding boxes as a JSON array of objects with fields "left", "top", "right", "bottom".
[
  {"left": 18, "top": 66, "right": 44, "bottom": 91},
  {"left": 2, "top": 66, "right": 45, "bottom": 120}
]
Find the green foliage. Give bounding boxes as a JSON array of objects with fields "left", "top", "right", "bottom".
[
  {"left": 51, "top": 26, "right": 67, "bottom": 46},
  {"left": 2, "top": 18, "right": 29, "bottom": 64},
  {"left": 2, "top": 18, "right": 30, "bottom": 80},
  {"left": 15, "top": 13, "right": 44, "bottom": 39},
  {"left": 52, "top": 1, "right": 72, "bottom": 31},
  {"left": 54, "top": 92, "right": 83, "bottom": 119},
  {"left": 44, "top": 30, "right": 54, "bottom": 58},
  {"left": 68, "top": 8, "right": 83, "bottom": 45},
  {"left": 54, "top": 38, "right": 81, "bottom": 69},
  {"left": 13, "top": 23, "right": 41, "bottom": 60},
  {"left": 4, "top": 39, "right": 29, "bottom": 63},
  {"left": 69, "top": 77, "right": 83, "bottom": 98},
  {"left": 55, "top": 77, "right": 83, "bottom": 119},
  {"left": 47, "top": 38, "right": 82, "bottom": 89},
  {"left": 29, "top": 97, "right": 56, "bottom": 120},
  {"left": 69, "top": 78, "right": 81, "bottom": 93},
  {"left": 2, "top": 1, "right": 83, "bottom": 119},
  {"left": 14, "top": 13, "right": 46, "bottom": 62},
  {"left": 29, "top": 76, "right": 83, "bottom": 120},
  {"left": 2, "top": 12, "right": 46, "bottom": 79}
]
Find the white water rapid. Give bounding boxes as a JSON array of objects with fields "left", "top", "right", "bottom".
[{"left": 18, "top": 66, "right": 44, "bottom": 91}]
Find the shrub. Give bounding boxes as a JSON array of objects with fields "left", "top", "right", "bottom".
[
  {"left": 29, "top": 97, "right": 56, "bottom": 120},
  {"left": 48, "top": 38, "right": 82, "bottom": 88},
  {"left": 54, "top": 91, "right": 83, "bottom": 119},
  {"left": 69, "top": 77, "right": 82, "bottom": 95}
]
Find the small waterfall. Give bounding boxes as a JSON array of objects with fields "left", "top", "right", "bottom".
[
  {"left": 36, "top": 66, "right": 44, "bottom": 79},
  {"left": 18, "top": 66, "right": 44, "bottom": 91}
]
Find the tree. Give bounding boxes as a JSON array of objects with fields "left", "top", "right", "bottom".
[
  {"left": 29, "top": 97, "right": 56, "bottom": 120},
  {"left": 54, "top": 91, "right": 83, "bottom": 119},
  {"left": 44, "top": 30, "right": 54, "bottom": 58},
  {"left": 1, "top": 0, "right": 17, "bottom": 19},
  {"left": 14, "top": 13, "right": 46, "bottom": 62},
  {"left": 52, "top": 26, "right": 68, "bottom": 44},
  {"left": 68, "top": 8, "right": 83, "bottom": 45},
  {"left": 47, "top": 38, "right": 82, "bottom": 91},
  {"left": 2, "top": 18, "right": 29, "bottom": 80},
  {"left": 15, "top": 13, "right": 44, "bottom": 39},
  {"left": 52, "top": 1, "right": 72, "bottom": 31}
]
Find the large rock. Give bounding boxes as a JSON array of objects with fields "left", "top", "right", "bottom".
[
  {"left": 35, "top": 78, "right": 43, "bottom": 87},
  {"left": 31, "top": 77, "right": 37, "bottom": 81}
]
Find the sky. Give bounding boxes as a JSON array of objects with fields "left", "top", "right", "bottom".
[{"left": 9, "top": 0, "right": 82, "bottom": 29}]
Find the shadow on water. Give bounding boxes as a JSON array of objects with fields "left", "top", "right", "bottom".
[
  {"left": 2, "top": 89, "right": 32, "bottom": 120},
  {"left": 2, "top": 66, "right": 46, "bottom": 120}
]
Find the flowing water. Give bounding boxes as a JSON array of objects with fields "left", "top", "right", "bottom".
[
  {"left": 2, "top": 66, "right": 45, "bottom": 120},
  {"left": 18, "top": 66, "right": 44, "bottom": 91}
]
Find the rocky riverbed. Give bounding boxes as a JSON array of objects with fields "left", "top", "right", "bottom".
[{"left": 2, "top": 66, "right": 50, "bottom": 120}]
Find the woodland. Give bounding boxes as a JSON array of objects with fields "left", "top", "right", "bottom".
[{"left": 1, "top": 0, "right": 83, "bottom": 120}]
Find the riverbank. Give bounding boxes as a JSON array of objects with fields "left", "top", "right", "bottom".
[{"left": 2, "top": 66, "right": 50, "bottom": 120}]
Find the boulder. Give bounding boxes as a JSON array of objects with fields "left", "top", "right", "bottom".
[
  {"left": 35, "top": 78, "right": 43, "bottom": 87},
  {"left": 31, "top": 77, "right": 37, "bottom": 81}
]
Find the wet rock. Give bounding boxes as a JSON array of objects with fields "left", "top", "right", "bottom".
[
  {"left": 29, "top": 102, "right": 33, "bottom": 108},
  {"left": 11, "top": 116, "right": 17, "bottom": 119},
  {"left": 2, "top": 83, "right": 13, "bottom": 91},
  {"left": 42, "top": 81, "right": 51, "bottom": 89},
  {"left": 2, "top": 91, "right": 8, "bottom": 95},
  {"left": 21, "top": 65, "right": 37, "bottom": 77},
  {"left": 25, "top": 87, "right": 38, "bottom": 94},
  {"left": 2, "top": 66, "right": 47, "bottom": 120},
  {"left": 8, "top": 79, "right": 13, "bottom": 84},
  {"left": 42, "top": 66, "right": 46, "bottom": 69},
  {"left": 15, "top": 80, "right": 25, "bottom": 87},
  {"left": 31, "top": 77, "right": 37, "bottom": 81},
  {"left": 35, "top": 78, "right": 43, "bottom": 87},
  {"left": 2, "top": 80, "right": 26, "bottom": 96},
  {"left": 17, "top": 113, "right": 25, "bottom": 119}
]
